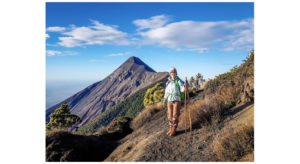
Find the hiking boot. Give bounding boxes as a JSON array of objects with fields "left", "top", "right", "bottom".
[
  {"left": 167, "top": 126, "right": 172, "bottom": 136},
  {"left": 169, "top": 126, "right": 177, "bottom": 136}
]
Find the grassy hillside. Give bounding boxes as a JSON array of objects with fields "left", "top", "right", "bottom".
[
  {"left": 212, "top": 103, "right": 254, "bottom": 161},
  {"left": 179, "top": 51, "right": 254, "bottom": 127},
  {"left": 205, "top": 51, "right": 254, "bottom": 94},
  {"left": 105, "top": 51, "right": 254, "bottom": 162},
  {"left": 76, "top": 77, "right": 168, "bottom": 135}
]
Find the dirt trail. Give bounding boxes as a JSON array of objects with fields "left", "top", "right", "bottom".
[
  {"left": 105, "top": 96, "right": 217, "bottom": 161},
  {"left": 105, "top": 95, "right": 254, "bottom": 161}
]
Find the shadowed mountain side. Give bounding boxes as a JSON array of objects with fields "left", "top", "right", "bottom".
[
  {"left": 76, "top": 73, "right": 169, "bottom": 135},
  {"left": 46, "top": 131, "right": 119, "bottom": 161},
  {"left": 46, "top": 56, "right": 168, "bottom": 127}
]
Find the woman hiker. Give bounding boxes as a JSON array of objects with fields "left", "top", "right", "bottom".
[{"left": 163, "top": 67, "right": 185, "bottom": 136}]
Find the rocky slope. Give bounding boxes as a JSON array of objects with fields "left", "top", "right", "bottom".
[{"left": 46, "top": 56, "right": 168, "bottom": 126}]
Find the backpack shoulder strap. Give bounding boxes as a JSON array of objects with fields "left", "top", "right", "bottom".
[{"left": 175, "top": 77, "right": 180, "bottom": 91}]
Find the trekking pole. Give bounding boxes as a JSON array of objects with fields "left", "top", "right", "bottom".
[
  {"left": 186, "top": 79, "right": 192, "bottom": 135},
  {"left": 185, "top": 77, "right": 188, "bottom": 135}
]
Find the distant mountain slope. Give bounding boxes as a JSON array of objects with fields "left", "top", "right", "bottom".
[
  {"left": 76, "top": 74, "right": 168, "bottom": 135},
  {"left": 46, "top": 56, "right": 168, "bottom": 126}
]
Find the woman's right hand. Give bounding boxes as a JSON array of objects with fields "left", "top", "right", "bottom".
[{"left": 163, "top": 99, "right": 167, "bottom": 108}]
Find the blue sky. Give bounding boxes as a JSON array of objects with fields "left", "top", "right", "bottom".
[
  {"left": 46, "top": 2, "right": 254, "bottom": 81},
  {"left": 46, "top": 2, "right": 254, "bottom": 108}
]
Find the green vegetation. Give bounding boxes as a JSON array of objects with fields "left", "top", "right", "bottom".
[
  {"left": 179, "top": 50, "right": 254, "bottom": 128},
  {"left": 206, "top": 51, "right": 254, "bottom": 93},
  {"left": 143, "top": 82, "right": 165, "bottom": 107},
  {"left": 76, "top": 89, "right": 145, "bottom": 134},
  {"left": 189, "top": 73, "right": 205, "bottom": 90},
  {"left": 190, "top": 86, "right": 197, "bottom": 94},
  {"left": 46, "top": 104, "right": 81, "bottom": 130},
  {"left": 77, "top": 79, "right": 167, "bottom": 135}
]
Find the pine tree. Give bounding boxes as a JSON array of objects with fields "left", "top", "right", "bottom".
[
  {"left": 196, "top": 73, "right": 205, "bottom": 88},
  {"left": 189, "top": 76, "right": 195, "bottom": 89},
  {"left": 46, "top": 104, "right": 81, "bottom": 130},
  {"left": 144, "top": 82, "right": 165, "bottom": 107},
  {"left": 194, "top": 74, "right": 199, "bottom": 89}
]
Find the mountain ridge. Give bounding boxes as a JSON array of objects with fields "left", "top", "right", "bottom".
[{"left": 46, "top": 56, "right": 168, "bottom": 127}]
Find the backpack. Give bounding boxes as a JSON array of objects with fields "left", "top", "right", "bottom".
[{"left": 175, "top": 78, "right": 185, "bottom": 101}]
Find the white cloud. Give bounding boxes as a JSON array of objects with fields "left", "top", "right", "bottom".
[
  {"left": 63, "top": 51, "right": 79, "bottom": 56},
  {"left": 133, "top": 15, "right": 170, "bottom": 31},
  {"left": 58, "top": 20, "right": 130, "bottom": 47},
  {"left": 46, "top": 50, "right": 79, "bottom": 56},
  {"left": 107, "top": 52, "right": 131, "bottom": 57},
  {"left": 135, "top": 17, "right": 254, "bottom": 53},
  {"left": 176, "top": 47, "right": 208, "bottom": 54},
  {"left": 48, "top": 16, "right": 253, "bottom": 52},
  {"left": 46, "top": 33, "right": 50, "bottom": 39},
  {"left": 46, "top": 50, "right": 62, "bottom": 56},
  {"left": 46, "top": 26, "right": 66, "bottom": 32},
  {"left": 221, "top": 20, "right": 254, "bottom": 51}
]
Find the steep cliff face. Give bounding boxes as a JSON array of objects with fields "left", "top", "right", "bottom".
[{"left": 46, "top": 56, "right": 168, "bottom": 126}]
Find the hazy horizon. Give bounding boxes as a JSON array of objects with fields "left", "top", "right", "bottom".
[{"left": 46, "top": 79, "right": 98, "bottom": 109}]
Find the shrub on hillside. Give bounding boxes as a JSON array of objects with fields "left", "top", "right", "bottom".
[
  {"left": 144, "top": 82, "right": 165, "bottom": 107},
  {"left": 212, "top": 124, "right": 254, "bottom": 161},
  {"left": 106, "top": 116, "right": 133, "bottom": 140},
  {"left": 131, "top": 103, "right": 164, "bottom": 130},
  {"left": 191, "top": 86, "right": 197, "bottom": 94},
  {"left": 179, "top": 96, "right": 218, "bottom": 129},
  {"left": 93, "top": 126, "right": 108, "bottom": 136},
  {"left": 178, "top": 85, "right": 237, "bottom": 128},
  {"left": 200, "top": 82, "right": 208, "bottom": 90},
  {"left": 93, "top": 117, "right": 133, "bottom": 140},
  {"left": 46, "top": 128, "right": 71, "bottom": 138}
]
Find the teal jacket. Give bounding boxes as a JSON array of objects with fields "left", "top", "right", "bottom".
[{"left": 164, "top": 76, "right": 185, "bottom": 102}]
